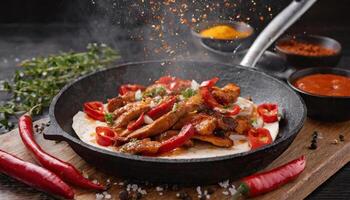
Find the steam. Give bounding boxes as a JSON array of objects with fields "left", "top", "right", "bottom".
[{"left": 76, "top": 0, "right": 287, "bottom": 62}]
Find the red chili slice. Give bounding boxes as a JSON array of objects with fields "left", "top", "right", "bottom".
[
  {"left": 227, "top": 104, "right": 241, "bottom": 116},
  {"left": 127, "top": 113, "right": 145, "bottom": 131},
  {"left": 200, "top": 77, "right": 219, "bottom": 88},
  {"left": 257, "top": 103, "right": 278, "bottom": 123},
  {"left": 147, "top": 96, "right": 177, "bottom": 119},
  {"left": 248, "top": 128, "right": 273, "bottom": 150},
  {"left": 156, "top": 76, "right": 191, "bottom": 92},
  {"left": 199, "top": 87, "right": 221, "bottom": 108},
  {"left": 83, "top": 101, "right": 105, "bottom": 121},
  {"left": 96, "top": 126, "right": 116, "bottom": 146},
  {"left": 158, "top": 124, "right": 195, "bottom": 154},
  {"left": 119, "top": 84, "right": 145, "bottom": 96},
  {"left": 156, "top": 76, "right": 176, "bottom": 85}
]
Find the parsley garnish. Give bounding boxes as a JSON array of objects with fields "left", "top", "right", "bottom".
[
  {"left": 104, "top": 113, "right": 114, "bottom": 125},
  {"left": 180, "top": 88, "right": 197, "bottom": 99}
]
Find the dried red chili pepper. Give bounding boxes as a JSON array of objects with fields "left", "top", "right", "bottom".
[
  {"left": 18, "top": 112, "right": 105, "bottom": 190},
  {"left": 0, "top": 149, "right": 74, "bottom": 199}
]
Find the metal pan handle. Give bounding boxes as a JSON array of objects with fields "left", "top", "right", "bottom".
[{"left": 240, "top": 0, "right": 317, "bottom": 68}]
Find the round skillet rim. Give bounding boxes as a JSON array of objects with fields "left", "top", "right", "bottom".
[
  {"left": 287, "top": 67, "right": 350, "bottom": 99},
  {"left": 49, "top": 60, "right": 307, "bottom": 164}
]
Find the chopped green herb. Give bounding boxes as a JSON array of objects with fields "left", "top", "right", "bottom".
[
  {"left": 104, "top": 113, "right": 114, "bottom": 125},
  {"left": 0, "top": 43, "right": 120, "bottom": 132},
  {"left": 180, "top": 88, "right": 196, "bottom": 99},
  {"left": 172, "top": 103, "right": 179, "bottom": 111},
  {"left": 143, "top": 86, "right": 166, "bottom": 98}
]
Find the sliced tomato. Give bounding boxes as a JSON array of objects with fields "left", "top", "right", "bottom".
[
  {"left": 257, "top": 103, "right": 278, "bottom": 123},
  {"left": 119, "top": 84, "right": 145, "bottom": 96},
  {"left": 199, "top": 87, "right": 221, "bottom": 108},
  {"left": 83, "top": 101, "right": 105, "bottom": 121},
  {"left": 248, "top": 128, "right": 272, "bottom": 150},
  {"left": 158, "top": 124, "right": 195, "bottom": 154},
  {"left": 96, "top": 126, "right": 116, "bottom": 146},
  {"left": 200, "top": 77, "right": 219, "bottom": 88},
  {"left": 127, "top": 113, "right": 145, "bottom": 131},
  {"left": 147, "top": 96, "right": 177, "bottom": 119}
]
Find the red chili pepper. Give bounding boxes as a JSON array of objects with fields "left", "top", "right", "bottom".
[
  {"left": 214, "top": 105, "right": 241, "bottom": 116},
  {"left": 158, "top": 124, "right": 195, "bottom": 154},
  {"left": 156, "top": 76, "right": 191, "bottom": 92},
  {"left": 236, "top": 155, "right": 306, "bottom": 198},
  {"left": 83, "top": 101, "right": 105, "bottom": 121},
  {"left": 127, "top": 113, "right": 145, "bottom": 131},
  {"left": 156, "top": 76, "right": 176, "bottom": 85},
  {"left": 18, "top": 114, "right": 105, "bottom": 190},
  {"left": 147, "top": 96, "right": 177, "bottom": 119},
  {"left": 200, "top": 77, "right": 219, "bottom": 88},
  {"left": 257, "top": 103, "right": 278, "bottom": 123},
  {"left": 119, "top": 84, "right": 145, "bottom": 96},
  {"left": 199, "top": 87, "right": 221, "bottom": 108},
  {"left": 96, "top": 126, "right": 116, "bottom": 146},
  {"left": 247, "top": 128, "right": 273, "bottom": 150},
  {"left": 0, "top": 149, "right": 74, "bottom": 199}
]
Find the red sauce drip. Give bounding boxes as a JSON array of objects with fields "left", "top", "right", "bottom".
[{"left": 294, "top": 74, "right": 350, "bottom": 97}]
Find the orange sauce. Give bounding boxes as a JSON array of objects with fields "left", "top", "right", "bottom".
[{"left": 294, "top": 73, "right": 350, "bottom": 97}]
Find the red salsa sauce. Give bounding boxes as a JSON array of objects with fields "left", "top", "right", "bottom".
[{"left": 293, "top": 73, "right": 350, "bottom": 97}]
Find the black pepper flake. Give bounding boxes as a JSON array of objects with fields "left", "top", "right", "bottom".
[
  {"left": 309, "top": 142, "right": 317, "bottom": 150},
  {"left": 119, "top": 190, "right": 129, "bottom": 200},
  {"left": 178, "top": 191, "right": 189, "bottom": 199},
  {"left": 171, "top": 184, "right": 180, "bottom": 191},
  {"left": 206, "top": 187, "right": 215, "bottom": 194},
  {"left": 339, "top": 134, "right": 345, "bottom": 142},
  {"left": 135, "top": 192, "right": 142, "bottom": 200},
  {"left": 312, "top": 131, "right": 318, "bottom": 139}
]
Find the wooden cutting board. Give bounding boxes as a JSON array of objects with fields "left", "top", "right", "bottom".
[{"left": 0, "top": 118, "right": 349, "bottom": 200}]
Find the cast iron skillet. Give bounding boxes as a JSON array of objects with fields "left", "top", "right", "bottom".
[
  {"left": 44, "top": 0, "right": 312, "bottom": 184},
  {"left": 45, "top": 60, "right": 306, "bottom": 184}
]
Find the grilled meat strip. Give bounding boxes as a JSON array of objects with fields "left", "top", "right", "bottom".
[
  {"left": 119, "top": 139, "right": 161, "bottom": 155},
  {"left": 126, "top": 94, "right": 203, "bottom": 139},
  {"left": 173, "top": 113, "right": 217, "bottom": 135},
  {"left": 192, "top": 134, "right": 233, "bottom": 147},
  {"left": 212, "top": 83, "right": 240, "bottom": 105},
  {"left": 114, "top": 100, "right": 151, "bottom": 128}
]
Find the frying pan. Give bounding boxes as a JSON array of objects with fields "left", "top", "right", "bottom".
[{"left": 44, "top": 0, "right": 314, "bottom": 184}]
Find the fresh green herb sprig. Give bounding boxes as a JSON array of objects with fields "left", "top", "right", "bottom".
[
  {"left": 0, "top": 43, "right": 120, "bottom": 131},
  {"left": 181, "top": 88, "right": 197, "bottom": 99}
]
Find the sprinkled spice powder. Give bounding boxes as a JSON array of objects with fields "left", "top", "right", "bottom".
[
  {"left": 200, "top": 25, "right": 252, "bottom": 40},
  {"left": 278, "top": 39, "right": 336, "bottom": 56}
]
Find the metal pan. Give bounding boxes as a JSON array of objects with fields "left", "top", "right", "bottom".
[{"left": 44, "top": 0, "right": 314, "bottom": 184}]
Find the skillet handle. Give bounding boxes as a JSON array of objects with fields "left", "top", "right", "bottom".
[
  {"left": 240, "top": 0, "right": 317, "bottom": 68},
  {"left": 44, "top": 122, "right": 67, "bottom": 141}
]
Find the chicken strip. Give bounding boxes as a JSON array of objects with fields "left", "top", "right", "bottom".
[
  {"left": 126, "top": 94, "right": 203, "bottom": 139},
  {"left": 107, "top": 97, "right": 124, "bottom": 112},
  {"left": 114, "top": 101, "right": 151, "bottom": 128},
  {"left": 212, "top": 83, "right": 240, "bottom": 105},
  {"left": 192, "top": 134, "right": 233, "bottom": 148},
  {"left": 119, "top": 139, "right": 161, "bottom": 155},
  {"left": 235, "top": 116, "right": 252, "bottom": 134},
  {"left": 173, "top": 113, "right": 217, "bottom": 135}
]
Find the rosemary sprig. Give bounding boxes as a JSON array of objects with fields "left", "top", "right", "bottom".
[{"left": 0, "top": 43, "right": 120, "bottom": 132}]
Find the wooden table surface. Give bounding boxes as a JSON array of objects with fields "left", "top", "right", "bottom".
[{"left": 0, "top": 115, "right": 349, "bottom": 200}]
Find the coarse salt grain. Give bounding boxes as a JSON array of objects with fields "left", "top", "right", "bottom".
[
  {"left": 218, "top": 180, "right": 230, "bottom": 188},
  {"left": 156, "top": 186, "right": 164, "bottom": 191},
  {"left": 92, "top": 179, "right": 98, "bottom": 184},
  {"left": 105, "top": 194, "right": 112, "bottom": 199},
  {"left": 95, "top": 193, "right": 104, "bottom": 200},
  {"left": 222, "top": 191, "right": 229, "bottom": 195},
  {"left": 159, "top": 192, "right": 163, "bottom": 196},
  {"left": 196, "top": 186, "right": 202, "bottom": 196}
]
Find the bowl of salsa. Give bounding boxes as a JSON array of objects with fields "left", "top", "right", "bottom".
[
  {"left": 191, "top": 20, "right": 254, "bottom": 53},
  {"left": 288, "top": 67, "right": 350, "bottom": 121}
]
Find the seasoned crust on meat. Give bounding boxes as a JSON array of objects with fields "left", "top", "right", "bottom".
[
  {"left": 192, "top": 134, "right": 233, "bottom": 147},
  {"left": 173, "top": 113, "right": 217, "bottom": 135},
  {"left": 212, "top": 83, "right": 240, "bottom": 104}
]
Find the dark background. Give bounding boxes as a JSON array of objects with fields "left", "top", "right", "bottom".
[{"left": 0, "top": 0, "right": 349, "bottom": 199}]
